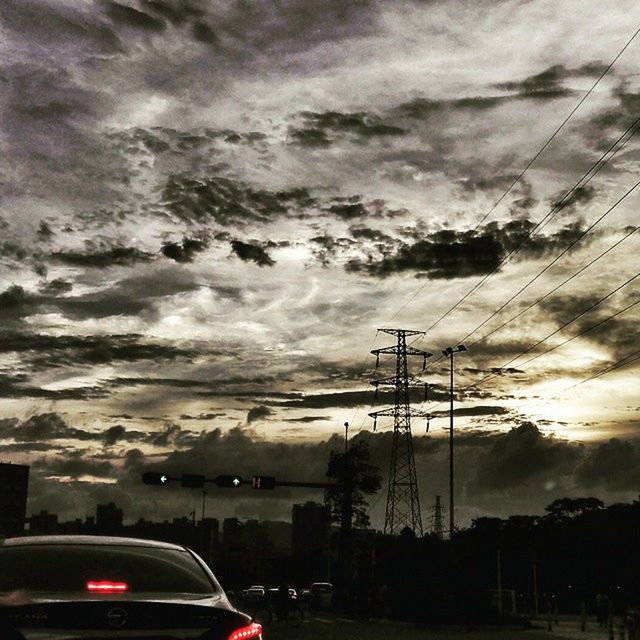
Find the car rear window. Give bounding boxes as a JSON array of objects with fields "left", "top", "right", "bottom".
[{"left": 0, "top": 544, "right": 216, "bottom": 594}]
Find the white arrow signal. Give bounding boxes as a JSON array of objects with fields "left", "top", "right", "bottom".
[
  {"left": 233, "top": 478, "right": 240, "bottom": 486},
  {"left": 160, "top": 475, "right": 168, "bottom": 484}
]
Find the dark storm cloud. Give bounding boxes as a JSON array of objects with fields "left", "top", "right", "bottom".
[
  {"left": 575, "top": 438, "right": 640, "bottom": 491},
  {"left": 0, "top": 0, "right": 123, "bottom": 54},
  {"left": 325, "top": 197, "right": 381, "bottom": 220},
  {"left": 309, "top": 234, "right": 355, "bottom": 267},
  {"left": 594, "top": 87, "right": 640, "bottom": 130},
  {"left": 0, "top": 266, "right": 202, "bottom": 322},
  {"left": 179, "top": 412, "right": 225, "bottom": 421},
  {"left": 551, "top": 185, "right": 596, "bottom": 211},
  {"left": 274, "top": 386, "right": 448, "bottom": 409},
  {"left": 0, "top": 413, "right": 199, "bottom": 453},
  {"left": 0, "top": 378, "right": 105, "bottom": 400},
  {"left": 230, "top": 240, "right": 275, "bottom": 267},
  {"left": 107, "top": 376, "right": 209, "bottom": 389},
  {"left": 346, "top": 219, "right": 586, "bottom": 279},
  {"left": 140, "top": 0, "right": 203, "bottom": 25},
  {"left": 39, "top": 278, "right": 73, "bottom": 295},
  {"left": 0, "top": 331, "right": 198, "bottom": 370},
  {"left": 349, "top": 225, "right": 394, "bottom": 242},
  {"left": 246, "top": 405, "right": 273, "bottom": 423},
  {"left": 0, "top": 285, "right": 29, "bottom": 311},
  {"left": 146, "top": 422, "right": 198, "bottom": 448},
  {"left": 104, "top": 1, "right": 166, "bottom": 31},
  {"left": 160, "top": 237, "right": 208, "bottom": 263},
  {"left": 37, "top": 221, "right": 54, "bottom": 241},
  {"left": 492, "top": 64, "right": 597, "bottom": 98},
  {"left": 191, "top": 20, "right": 218, "bottom": 45},
  {"left": 51, "top": 245, "right": 155, "bottom": 268},
  {"left": 394, "top": 62, "right": 607, "bottom": 123},
  {"left": 431, "top": 405, "right": 510, "bottom": 418},
  {"left": 35, "top": 450, "right": 116, "bottom": 479},
  {"left": 471, "top": 422, "right": 583, "bottom": 493},
  {"left": 283, "top": 416, "right": 333, "bottom": 423},
  {"left": 288, "top": 111, "right": 405, "bottom": 147},
  {"left": 0, "top": 413, "right": 98, "bottom": 442},
  {"left": 538, "top": 290, "right": 639, "bottom": 361},
  {"left": 161, "top": 174, "right": 314, "bottom": 225}
]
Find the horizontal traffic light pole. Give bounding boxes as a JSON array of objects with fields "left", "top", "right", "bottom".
[{"left": 142, "top": 472, "right": 334, "bottom": 490}]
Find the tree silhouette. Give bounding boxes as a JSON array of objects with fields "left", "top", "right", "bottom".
[
  {"left": 324, "top": 440, "right": 382, "bottom": 532},
  {"left": 545, "top": 497, "right": 605, "bottom": 519}
]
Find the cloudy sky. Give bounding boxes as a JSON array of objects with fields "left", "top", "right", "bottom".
[{"left": 1, "top": 0, "right": 639, "bottom": 529}]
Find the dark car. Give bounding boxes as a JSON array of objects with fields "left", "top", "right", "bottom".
[{"left": 0, "top": 535, "right": 262, "bottom": 640}]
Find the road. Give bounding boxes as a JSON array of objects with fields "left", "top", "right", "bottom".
[{"left": 261, "top": 611, "right": 579, "bottom": 640}]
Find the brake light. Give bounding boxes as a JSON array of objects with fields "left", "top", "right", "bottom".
[
  {"left": 228, "top": 623, "right": 262, "bottom": 640},
  {"left": 86, "top": 581, "right": 129, "bottom": 593}
]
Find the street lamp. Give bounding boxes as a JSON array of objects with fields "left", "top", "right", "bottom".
[
  {"left": 442, "top": 344, "right": 467, "bottom": 539},
  {"left": 344, "top": 422, "right": 350, "bottom": 454}
]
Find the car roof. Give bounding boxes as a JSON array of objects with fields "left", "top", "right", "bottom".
[{"left": 1, "top": 535, "right": 186, "bottom": 551}]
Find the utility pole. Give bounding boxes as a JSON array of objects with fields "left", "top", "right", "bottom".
[
  {"left": 442, "top": 344, "right": 467, "bottom": 538},
  {"left": 369, "top": 328, "right": 432, "bottom": 536},
  {"left": 201, "top": 489, "right": 207, "bottom": 522}
]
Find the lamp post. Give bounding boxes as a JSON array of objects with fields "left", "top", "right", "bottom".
[
  {"left": 442, "top": 344, "right": 467, "bottom": 539},
  {"left": 344, "top": 421, "right": 349, "bottom": 454}
]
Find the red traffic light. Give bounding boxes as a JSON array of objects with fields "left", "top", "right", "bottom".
[{"left": 252, "top": 475, "right": 276, "bottom": 490}]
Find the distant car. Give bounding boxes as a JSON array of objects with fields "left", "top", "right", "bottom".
[
  {"left": 0, "top": 535, "right": 262, "bottom": 640},
  {"left": 309, "top": 582, "right": 333, "bottom": 610},
  {"left": 266, "top": 587, "right": 297, "bottom": 599},
  {"left": 242, "top": 587, "right": 266, "bottom": 603}
]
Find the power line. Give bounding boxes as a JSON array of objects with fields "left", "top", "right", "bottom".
[
  {"left": 420, "top": 122, "right": 640, "bottom": 335},
  {"left": 514, "top": 295, "right": 640, "bottom": 370},
  {"left": 459, "top": 178, "right": 640, "bottom": 344},
  {"left": 424, "top": 272, "right": 640, "bottom": 410},
  {"left": 468, "top": 225, "right": 639, "bottom": 349},
  {"left": 387, "top": 25, "right": 640, "bottom": 328},
  {"left": 471, "top": 23, "right": 640, "bottom": 232},
  {"left": 554, "top": 348, "right": 640, "bottom": 394}
]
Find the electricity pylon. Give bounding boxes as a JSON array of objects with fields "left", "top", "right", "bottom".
[
  {"left": 369, "top": 329, "right": 432, "bottom": 536},
  {"left": 431, "top": 495, "right": 445, "bottom": 539}
]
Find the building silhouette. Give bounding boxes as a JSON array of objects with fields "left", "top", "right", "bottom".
[
  {"left": 0, "top": 462, "right": 29, "bottom": 537},
  {"left": 292, "top": 501, "right": 330, "bottom": 584}
]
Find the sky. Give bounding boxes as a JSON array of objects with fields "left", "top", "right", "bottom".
[{"left": 0, "top": 0, "right": 639, "bottom": 530}]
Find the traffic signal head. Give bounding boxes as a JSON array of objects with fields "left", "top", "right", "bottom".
[
  {"left": 181, "top": 474, "right": 205, "bottom": 489},
  {"left": 252, "top": 475, "right": 276, "bottom": 490},
  {"left": 216, "top": 474, "right": 243, "bottom": 488},
  {"left": 142, "top": 472, "right": 170, "bottom": 486}
]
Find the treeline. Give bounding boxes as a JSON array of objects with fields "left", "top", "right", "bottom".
[{"left": 367, "top": 497, "right": 640, "bottom": 622}]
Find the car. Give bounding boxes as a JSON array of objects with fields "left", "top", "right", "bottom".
[
  {"left": 309, "top": 582, "right": 333, "bottom": 610},
  {"left": 241, "top": 587, "right": 266, "bottom": 603},
  {"left": 0, "top": 535, "right": 262, "bottom": 640}
]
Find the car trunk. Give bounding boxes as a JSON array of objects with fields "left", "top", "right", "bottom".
[{"left": 0, "top": 597, "right": 250, "bottom": 640}]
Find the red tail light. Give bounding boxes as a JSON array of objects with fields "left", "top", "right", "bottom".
[
  {"left": 228, "top": 623, "right": 262, "bottom": 640},
  {"left": 86, "top": 580, "right": 128, "bottom": 593}
]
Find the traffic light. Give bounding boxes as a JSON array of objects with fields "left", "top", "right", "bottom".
[
  {"left": 252, "top": 475, "right": 276, "bottom": 490},
  {"left": 216, "top": 474, "right": 243, "bottom": 488},
  {"left": 142, "top": 472, "right": 170, "bottom": 486},
  {"left": 181, "top": 474, "right": 205, "bottom": 488}
]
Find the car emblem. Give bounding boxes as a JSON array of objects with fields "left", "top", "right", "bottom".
[{"left": 107, "top": 607, "right": 128, "bottom": 628}]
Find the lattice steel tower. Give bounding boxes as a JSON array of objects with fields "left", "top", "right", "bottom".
[
  {"left": 432, "top": 495, "right": 445, "bottom": 539},
  {"left": 369, "top": 329, "right": 432, "bottom": 536}
]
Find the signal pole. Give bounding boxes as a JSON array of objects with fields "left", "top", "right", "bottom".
[{"left": 369, "top": 329, "right": 432, "bottom": 536}]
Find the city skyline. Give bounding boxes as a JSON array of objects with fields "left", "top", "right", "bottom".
[{"left": 1, "top": 0, "right": 639, "bottom": 527}]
